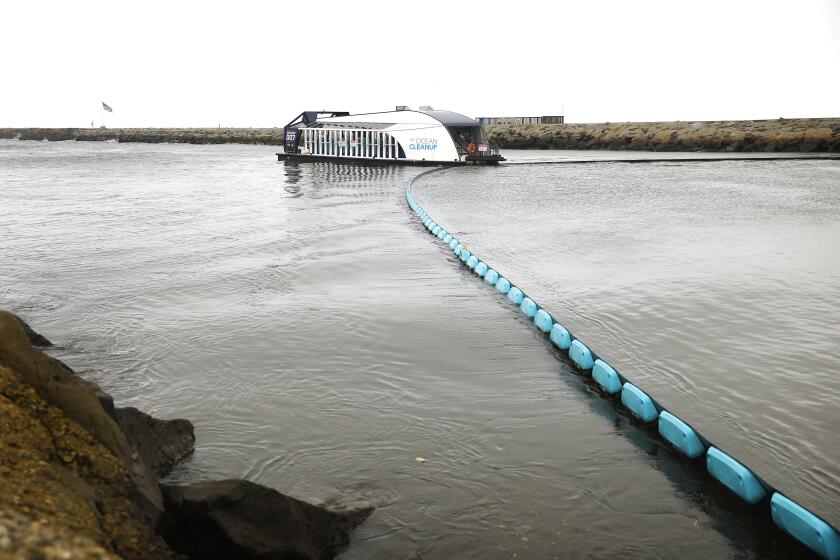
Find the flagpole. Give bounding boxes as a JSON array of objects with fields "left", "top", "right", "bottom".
[{"left": 100, "top": 102, "right": 104, "bottom": 128}]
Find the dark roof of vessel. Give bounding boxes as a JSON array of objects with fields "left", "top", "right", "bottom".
[{"left": 420, "top": 110, "right": 480, "bottom": 127}]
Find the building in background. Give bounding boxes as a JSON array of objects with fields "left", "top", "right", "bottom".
[{"left": 477, "top": 115, "right": 565, "bottom": 125}]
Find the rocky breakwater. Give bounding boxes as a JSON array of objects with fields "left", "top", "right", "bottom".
[
  {"left": 486, "top": 117, "right": 840, "bottom": 152},
  {"left": 0, "top": 128, "right": 283, "bottom": 145},
  {"left": 0, "top": 310, "right": 372, "bottom": 559}
]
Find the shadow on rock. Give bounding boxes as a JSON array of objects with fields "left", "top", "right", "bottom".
[{"left": 115, "top": 407, "right": 195, "bottom": 478}]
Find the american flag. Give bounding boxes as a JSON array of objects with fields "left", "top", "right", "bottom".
[{"left": 102, "top": 102, "right": 113, "bottom": 113}]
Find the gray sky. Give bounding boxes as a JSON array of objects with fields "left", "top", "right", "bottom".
[{"left": 3, "top": 0, "right": 839, "bottom": 127}]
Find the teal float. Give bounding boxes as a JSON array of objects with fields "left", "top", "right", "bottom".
[
  {"left": 534, "top": 309, "right": 553, "bottom": 333},
  {"left": 507, "top": 287, "right": 524, "bottom": 305},
  {"left": 466, "top": 255, "right": 479, "bottom": 270},
  {"left": 520, "top": 297, "right": 538, "bottom": 318},
  {"left": 569, "top": 339, "right": 594, "bottom": 370},
  {"left": 620, "top": 383, "right": 659, "bottom": 423},
  {"left": 475, "top": 262, "right": 488, "bottom": 277},
  {"left": 484, "top": 270, "right": 499, "bottom": 285},
  {"left": 706, "top": 447, "right": 766, "bottom": 504},
  {"left": 549, "top": 324, "right": 571, "bottom": 350},
  {"left": 771, "top": 493, "right": 840, "bottom": 560},
  {"left": 495, "top": 277, "right": 511, "bottom": 294},
  {"left": 658, "top": 411, "right": 704, "bottom": 458},
  {"left": 591, "top": 359, "right": 622, "bottom": 394}
]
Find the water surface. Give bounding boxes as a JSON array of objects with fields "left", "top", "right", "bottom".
[
  {"left": 0, "top": 140, "right": 831, "bottom": 558},
  {"left": 414, "top": 156, "right": 840, "bottom": 529}
]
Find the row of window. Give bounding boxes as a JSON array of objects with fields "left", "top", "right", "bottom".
[
  {"left": 302, "top": 128, "right": 399, "bottom": 159},
  {"left": 477, "top": 116, "right": 565, "bottom": 125}
]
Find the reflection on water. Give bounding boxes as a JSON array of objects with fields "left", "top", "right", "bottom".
[
  {"left": 282, "top": 160, "right": 303, "bottom": 195},
  {"left": 0, "top": 140, "right": 825, "bottom": 559}
]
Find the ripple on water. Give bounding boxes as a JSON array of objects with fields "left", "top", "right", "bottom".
[
  {"left": 414, "top": 159, "right": 840, "bottom": 529},
  {"left": 0, "top": 141, "right": 829, "bottom": 559}
]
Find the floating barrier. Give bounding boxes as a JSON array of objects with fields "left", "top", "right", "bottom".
[
  {"left": 771, "top": 493, "right": 840, "bottom": 560},
  {"left": 405, "top": 173, "right": 840, "bottom": 559},
  {"left": 549, "top": 323, "right": 571, "bottom": 350},
  {"left": 706, "top": 447, "right": 766, "bottom": 504},
  {"left": 520, "top": 297, "right": 538, "bottom": 318},
  {"left": 620, "top": 383, "right": 659, "bottom": 423},
  {"left": 569, "top": 339, "right": 594, "bottom": 370},
  {"left": 658, "top": 411, "right": 705, "bottom": 459},
  {"left": 591, "top": 359, "right": 621, "bottom": 394},
  {"left": 534, "top": 309, "right": 553, "bottom": 333}
]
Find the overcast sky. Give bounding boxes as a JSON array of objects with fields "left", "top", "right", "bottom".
[{"left": 3, "top": 0, "right": 838, "bottom": 127}]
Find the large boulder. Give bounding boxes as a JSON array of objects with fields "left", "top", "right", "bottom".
[
  {"left": 0, "top": 310, "right": 163, "bottom": 521},
  {"left": 115, "top": 406, "right": 195, "bottom": 478},
  {"left": 158, "top": 479, "right": 374, "bottom": 560},
  {"left": 13, "top": 314, "right": 53, "bottom": 347},
  {"left": 0, "top": 509, "right": 119, "bottom": 559},
  {"left": 0, "top": 363, "right": 173, "bottom": 559}
]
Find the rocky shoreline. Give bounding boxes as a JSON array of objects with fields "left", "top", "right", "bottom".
[
  {"left": 0, "top": 127, "right": 281, "bottom": 145},
  {"left": 0, "top": 311, "right": 372, "bottom": 559},
  {"left": 485, "top": 117, "right": 840, "bottom": 152},
  {"left": 2, "top": 117, "right": 839, "bottom": 152}
]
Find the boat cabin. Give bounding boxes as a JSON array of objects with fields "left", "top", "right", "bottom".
[{"left": 278, "top": 108, "right": 504, "bottom": 165}]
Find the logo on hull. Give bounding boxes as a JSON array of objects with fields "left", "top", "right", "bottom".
[{"left": 409, "top": 137, "right": 438, "bottom": 151}]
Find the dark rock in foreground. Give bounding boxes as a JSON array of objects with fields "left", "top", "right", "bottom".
[
  {"left": 0, "top": 509, "right": 119, "bottom": 559},
  {"left": 0, "top": 311, "right": 173, "bottom": 559},
  {"left": 13, "top": 314, "right": 53, "bottom": 346},
  {"left": 115, "top": 406, "right": 195, "bottom": 478},
  {"left": 159, "top": 479, "right": 374, "bottom": 560},
  {"left": 0, "top": 309, "right": 374, "bottom": 559},
  {"left": 0, "top": 310, "right": 165, "bottom": 522}
]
